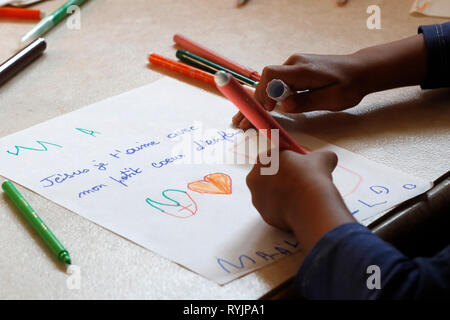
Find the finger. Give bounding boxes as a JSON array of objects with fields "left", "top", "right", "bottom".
[
  {"left": 255, "top": 80, "right": 276, "bottom": 111},
  {"left": 281, "top": 88, "right": 339, "bottom": 113},
  {"left": 283, "top": 54, "right": 306, "bottom": 66},
  {"left": 257, "top": 65, "right": 322, "bottom": 110},
  {"left": 252, "top": 84, "right": 275, "bottom": 112},
  {"left": 256, "top": 65, "right": 305, "bottom": 110},
  {"left": 232, "top": 111, "right": 245, "bottom": 127},
  {"left": 238, "top": 117, "right": 254, "bottom": 130},
  {"left": 255, "top": 65, "right": 280, "bottom": 110},
  {"left": 263, "top": 64, "right": 315, "bottom": 91},
  {"left": 246, "top": 162, "right": 263, "bottom": 189},
  {"left": 283, "top": 55, "right": 299, "bottom": 66}
]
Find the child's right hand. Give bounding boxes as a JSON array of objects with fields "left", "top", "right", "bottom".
[{"left": 246, "top": 150, "right": 356, "bottom": 253}]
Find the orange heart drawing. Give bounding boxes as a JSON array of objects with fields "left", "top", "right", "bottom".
[{"left": 187, "top": 173, "right": 232, "bottom": 195}]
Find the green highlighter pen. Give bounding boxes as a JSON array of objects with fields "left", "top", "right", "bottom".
[
  {"left": 2, "top": 181, "right": 71, "bottom": 264},
  {"left": 21, "top": 0, "right": 89, "bottom": 44},
  {"left": 176, "top": 49, "right": 258, "bottom": 88}
]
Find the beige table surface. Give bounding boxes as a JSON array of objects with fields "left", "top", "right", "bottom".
[{"left": 0, "top": 0, "right": 449, "bottom": 299}]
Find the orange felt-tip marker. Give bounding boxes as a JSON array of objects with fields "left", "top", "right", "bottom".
[
  {"left": 215, "top": 71, "right": 307, "bottom": 154},
  {"left": 173, "top": 34, "right": 261, "bottom": 82},
  {"left": 0, "top": 7, "right": 45, "bottom": 20},
  {"left": 149, "top": 53, "right": 217, "bottom": 86},
  {"left": 148, "top": 53, "right": 256, "bottom": 97}
]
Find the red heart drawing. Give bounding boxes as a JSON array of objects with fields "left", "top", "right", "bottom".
[{"left": 187, "top": 173, "right": 232, "bottom": 195}]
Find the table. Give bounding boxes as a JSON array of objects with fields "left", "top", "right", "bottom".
[{"left": 1, "top": 0, "right": 449, "bottom": 299}]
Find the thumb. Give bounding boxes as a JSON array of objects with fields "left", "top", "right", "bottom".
[{"left": 281, "top": 89, "right": 336, "bottom": 113}]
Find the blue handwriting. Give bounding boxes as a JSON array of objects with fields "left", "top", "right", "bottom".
[
  {"left": 217, "top": 239, "right": 298, "bottom": 274},
  {"left": 193, "top": 131, "right": 241, "bottom": 151},
  {"left": 109, "top": 167, "right": 143, "bottom": 187},
  {"left": 151, "top": 154, "right": 185, "bottom": 169},
  {"left": 78, "top": 184, "right": 107, "bottom": 198},
  {"left": 167, "top": 126, "right": 198, "bottom": 139},
  {"left": 40, "top": 169, "right": 90, "bottom": 188}
]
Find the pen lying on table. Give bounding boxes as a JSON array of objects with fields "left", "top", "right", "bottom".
[
  {"left": 0, "top": 38, "right": 47, "bottom": 87},
  {"left": 2, "top": 181, "right": 72, "bottom": 265}
]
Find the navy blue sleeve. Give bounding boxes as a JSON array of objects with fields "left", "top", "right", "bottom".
[
  {"left": 294, "top": 223, "right": 450, "bottom": 299},
  {"left": 419, "top": 22, "right": 450, "bottom": 89}
]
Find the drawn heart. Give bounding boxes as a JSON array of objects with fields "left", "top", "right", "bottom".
[{"left": 187, "top": 173, "right": 232, "bottom": 195}]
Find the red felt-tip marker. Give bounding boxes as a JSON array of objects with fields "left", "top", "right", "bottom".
[
  {"left": 214, "top": 71, "right": 307, "bottom": 154},
  {"left": 174, "top": 34, "right": 261, "bottom": 82}
]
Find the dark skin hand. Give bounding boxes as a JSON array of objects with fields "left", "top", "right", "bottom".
[
  {"left": 248, "top": 151, "right": 356, "bottom": 253},
  {"left": 243, "top": 34, "right": 428, "bottom": 253},
  {"left": 233, "top": 34, "right": 428, "bottom": 130}
]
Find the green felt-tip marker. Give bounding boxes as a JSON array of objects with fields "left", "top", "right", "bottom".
[
  {"left": 176, "top": 49, "right": 258, "bottom": 88},
  {"left": 2, "top": 181, "right": 71, "bottom": 264},
  {"left": 21, "top": 0, "right": 89, "bottom": 44}
]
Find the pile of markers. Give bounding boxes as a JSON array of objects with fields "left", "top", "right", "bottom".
[
  {"left": 148, "top": 35, "right": 308, "bottom": 155},
  {"left": 149, "top": 34, "right": 261, "bottom": 90}
]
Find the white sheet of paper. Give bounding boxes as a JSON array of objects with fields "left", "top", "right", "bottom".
[
  {"left": 411, "top": 0, "right": 450, "bottom": 18},
  {"left": 0, "top": 78, "right": 432, "bottom": 284}
]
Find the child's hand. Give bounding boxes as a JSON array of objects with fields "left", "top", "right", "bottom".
[
  {"left": 233, "top": 34, "right": 427, "bottom": 130},
  {"left": 256, "top": 53, "right": 367, "bottom": 114},
  {"left": 232, "top": 53, "right": 366, "bottom": 130},
  {"left": 246, "top": 150, "right": 356, "bottom": 252}
]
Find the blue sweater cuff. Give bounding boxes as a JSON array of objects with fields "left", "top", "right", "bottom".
[
  {"left": 294, "top": 222, "right": 450, "bottom": 299},
  {"left": 294, "top": 223, "right": 372, "bottom": 299},
  {"left": 419, "top": 22, "right": 450, "bottom": 89}
]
